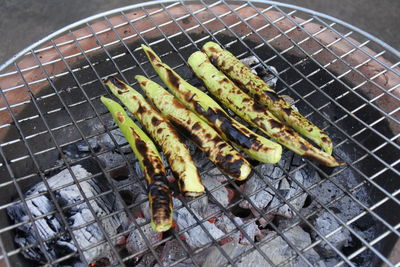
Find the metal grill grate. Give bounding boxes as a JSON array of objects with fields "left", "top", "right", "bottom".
[{"left": 0, "top": 1, "right": 399, "bottom": 266}]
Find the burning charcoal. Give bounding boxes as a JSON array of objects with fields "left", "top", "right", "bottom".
[
  {"left": 158, "top": 239, "right": 189, "bottom": 266},
  {"left": 214, "top": 215, "right": 261, "bottom": 246},
  {"left": 7, "top": 165, "right": 128, "bottom": 265},
  {"left": 240, "top": 56, "right": 278, "bottom": 89},
  {"left": 205, "top": 167, "right": 227, "bottom": 183},
  {"left": 311, "top": 211, "right": 352, "bottom": 258},
  {"left": 202, "top": 242, "right": 247, "bottom": 267},
  {"left": 173, "top": 198, "right": 224, "bottom": 248},
  {"left": 186, "top": 195, "right": 209, "bottom": 219},
  {"left": 239, "top": 219, "right": 262, "bottom": 245},
  {"left": 202, "top": 173, "right": 229, "bottom": 207},
  {"left": 126, "top": 218, "right": 163, "bottom": 257},
  {"left": 135, "top": 192, "right": 151, "bottom": 220},
  {"left": 214, "top": 215, "right": 242, "bottom": 243},
  {"left": 240, "top": 151, "right": 318, "bottom": 219},
  {"left": 203, "top": 226, "right": 322, "bottom": 266}
]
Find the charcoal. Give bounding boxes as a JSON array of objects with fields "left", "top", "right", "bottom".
[
  {"left": 136, "top": 192, "right": 151, "bottom": 220},
  {"left": 240, "top": 151, "right": 318, "bottom": 218},
  {"left": 311, "top": 211, "right": 352, "bottom": 258},
  {"left": 202, "top": 173, "right": 229, "bottom": 207},
  {"left": 240, "top": 56, "right": 278, "bottom": 89},
  {"left": 125, "top": 218, "right": 162, "bottom": 256},
  {"left": 186, "top": 195, "right": 209, "bottom": 219},
  {"left": 158, "top": 239, "right": 189, "bottom": 266},
  {"left": 202, "top": 242, "right": 247, "bottom": 267},
  {"left": 202, "top": 226, "right": 322, "bottom": 267},
  {"left": 214, "top": 215, "right": 242, "bottom": 243},
  {"left": 214, "top": 215, "right": 261, "bottom": 245},
  {"left": 76, "top": 137, "right": 100, "bottom": 152},
  {"left": 7, "top": 165, "right": 128, "bottom": 265},
  {"left": 173, "top": 198, "right": 224, "bottom": 248}
]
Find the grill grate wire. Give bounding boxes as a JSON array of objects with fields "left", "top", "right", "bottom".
[{"left": 0, "top": 1, "right": 399, "bottom": 266}]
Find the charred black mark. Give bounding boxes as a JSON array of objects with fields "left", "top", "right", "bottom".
[
  {"left": 172, "top": 98, "right": 186, "bottom": 109},
  {"left": 203, "top": 108, "right": 255, "bottom": 149},
  {"left": 252, "top": 102, "right": 265, "bottom": 112},
  {"left": 157, "top": 128, "right": 163, "bottom": 134},
  {"left": 117, "top": 90, "right": 124, "bottom": 95},
  {"left": 282, "top": 108, "right": 292, "bottom": 116},
  {"left": 116, "top": 112, "right": 125, "bottom": 123},
  {"left": 105, "top": 76, "right": 127, "bottom": 90},
  {"left": 146, "top": 49, "right": 157, "bottom": 62},
  {"left": 216, "top": 154, "right": 245, "bottom": 179},
  {"left": 151, "top": 117, "right": 161, "bottom": 127},
  {"left": 149, "top": 180, "right": 172, "bottom": 223},
  {"left": 242, "top": 98, "right": 251, "bottom": 103},
  {"left": 219, "top": 77, "right": 230, "bottom": 84},
  {"left": 322, "top": 137, "right": 328, "bottom": 143},
  {"left": 264, "top": 91, "right": 280, "bottom": 101},
  {"left": 166, "top": 69, "right": 180, "bottom": 89},
  {"left": 300, "top": 142, "right": 309, "bottom": 152},
  {"left": 218, "top": 143, "right": 227, "bottom": 149},
  {"left": 137, "top": 104, "right": 146, "bottom": 114},
  {"left": 170, "top": 119, "right": 203, "bottom": 147},
  {"left": 192, "top": 122, "right": 201, "bottom": 131},
  {"left": 269, "top": 119, "right": 283, "bottom": 129}
]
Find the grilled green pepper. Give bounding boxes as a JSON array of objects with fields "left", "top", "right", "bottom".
[
  {"left": 188, "top": 51, "right": 342, "bottom": 167},
  {"left": 136, "top": 75, "right": 252, "bottom": 181},
  {"left": 104, "top": 76, "right": 204, "bottom": 197},
  {"left": 202, "top": 41, "right": 333, "bottom": 155},
  {"left": 141, "top": 44, "right": 282, "bottom": 164},
  {"left": 100, "top": 96, "right": 172, "bottom": 232}
]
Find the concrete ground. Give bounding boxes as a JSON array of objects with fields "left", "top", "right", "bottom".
[{"left": 0, "top": 0, "right": 399, "bottom": 64}]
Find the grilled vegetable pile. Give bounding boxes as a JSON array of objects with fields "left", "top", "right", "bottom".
[
  {"left": 187, "top": 51, "right": 342, "bottom": 167},
  {"left": 136, "top": 75, "right": 251, "bottom": 181},
  {"left": 100, "top": 41, "right": 343, "bottom": 232},
  {"left": 100, "top": 96, "right": 172, "bottom": 232},
  {"left": 141, "top": 44, "right": 282, "bottom": 164},
  {"left": 202, "top": 41, "right": 333, "bottom": 155},
  {"left": 104, "top": 76, "right": 204, "bottom": 197}
]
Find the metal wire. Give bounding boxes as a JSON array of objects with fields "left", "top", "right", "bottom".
[{"left": 0, "top": 1, "right": 399, "bottom": 266}]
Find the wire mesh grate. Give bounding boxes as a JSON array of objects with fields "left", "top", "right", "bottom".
[{"left": 0, "top": 1, "right": 399, "bottom": 266}]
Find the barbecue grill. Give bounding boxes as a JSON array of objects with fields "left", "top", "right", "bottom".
[{"left": 0, "top": 1, "right": 399, "bottom": 266}]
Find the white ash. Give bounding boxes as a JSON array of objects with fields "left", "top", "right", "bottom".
[
  {"left": 202, "top": 226, "right": 322, "bottom": 267},
  {"left": 214, "top": 215, "right": 261, "bottom": 246},
  {"left": 204, "top": 167, "right": 228, "bottom": 183},
  {"left": 240, "top": 56, "right": 278, "bottom": 88},
  {"left": 202, "top": 173, "right": 229, "bottom": 208},
  {"left": 311, "top": 211, "right": 352, "bottom": 258},
  {"left": 135, "top": 192, "right": 151, "bottom": 220},
  {"left": 280, "top": 95, "right": 299, "bottom": 112},
  {"left": 7, "top": 165, "right": 128, "bottom": 264},
  {"left": 173, "top": 198, "right": 224, "bottom": 248},
  {"left": 214, "top": 215, "right": 242, "bottom": 243},
  {"left": 125, "top": 217, "right": 162, "bottom": 256},
  {"left": 158, "top": 239, "right": 190, "bottom": 267},
  {"left": 240, "top": 151, "right": 318, "bottom": 218}
]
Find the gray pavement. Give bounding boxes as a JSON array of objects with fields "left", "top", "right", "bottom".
[{"left": 0, "top": 0, "right": 399, "bottom": 63}]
